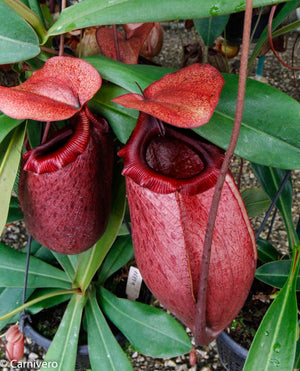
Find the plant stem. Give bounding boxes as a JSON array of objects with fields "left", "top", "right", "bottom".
[
  {"left": 194, "top": 0, "right": 253, "bottom": 345},
  {"left": 59, "top": 0, "right": 67, "bottom": 56},
  {"left": 41, "top": 122, "right": 51, "bottom": 144},
  {"left": 268, "top": 5, "right": 300, "bottom": 71},
  {"left": 1, "top": 0, "right": 46, "bottom": 41},
  {"left": 0, "top": 289, "right": 79, "bottom": 322},
  {"left": 113, "top": 24, "right": 121, "bottom": 61}
]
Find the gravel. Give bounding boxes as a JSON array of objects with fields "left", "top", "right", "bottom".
[{"left": 0, "top": 20, "right": 299, "bottom": 371}]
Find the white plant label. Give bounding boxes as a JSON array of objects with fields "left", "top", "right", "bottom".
[{"left": 126, "top": 266, "right": 143, "bottom": 301}]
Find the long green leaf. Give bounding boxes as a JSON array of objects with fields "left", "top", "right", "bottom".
[
  {"left": 244, "top": 247, "right": 300, "bottom": 371},
  {"left": 249, "top": 0, "right": 300, "bottom": 67},
  {"left": 85, "top": 290, "right": 133, "bottom": 371},
  {"left": 0, "top": 123, "right": 26, "bottom": 236},
  {"left": 244, "top": 282, "right": 297, "bottom": 370},
  {"left": 0, "top": 287, "right": 34, "bottom": 330},
  {"left": 89, "top": 83, "right": 138, "bottom": 144},
  {"left": 241, "top": 188, "right": 271, "bottom": 218},
  {"left": 251, "top": 165, "right": 293, "bottom": 217},
  {"left": 86, "top": 55, "right": 175, "bottom": 94},
  {"left": 0, "top": 288, "right": 77, "bottom": 322},
  {"left": 251, "top": 165, "right": 296, "bottom": 248},
  {"left": 194, "top": 15, "right": 229, "bottom": 47},
  {"left": 0, "top": 114, "right": 23, "bottom": 144},
  {"left": 0, "top": 0, "right": 40, "bottom": 63},
  {"left": 46, "top": 0, "right": 288, "bottom": 38},
  {"left": 50, "top": 252, "right": 78, "bottom": 282},
  {"left": 0, "top": 243, "right": 72, "bottom": 288},
  {"left": 6, "top": 196, "right": 24, "bottom": 225},
  {"left": 40, "top": 293, "right": 87, "bottom": 371},
  {"left": 256, "top": 238, "right": 282, "bottom": 263},
  {"left": 98, "top": 287, "right": 192, "bottom": 358},
  {"left": 256, "top": 260, "right": 300, "bottom": 290},
  {"left": 97, "top": 235, "right": 134, "bottom": 284},
  {"left": 26, "top": 288, "right": 72, "bottom": 315},
  {"left": 87, "top": 58, "right": 300, "bottom": 168},
  {"left": 1, "top": 0, "right": 46, "bottom": 41},
  {"left": 74, "top": 170, "right": 126, "bottom": 292},
  {"left": 195, "top": 75, "right": 300, "bottom": 170},
  {"left": 294, "top": 335, "right": 300, "bottom": 370}
]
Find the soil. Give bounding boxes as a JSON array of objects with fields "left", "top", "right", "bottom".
[
  {"left": 29, "top": 264, "right": 152, "bottom": 347},
  {"left": 225, "top": 279, "right": 275, "bottom": 350}
]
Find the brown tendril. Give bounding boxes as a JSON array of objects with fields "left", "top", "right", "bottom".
[
  {"left": 268, "top": 5, "right": 300, "bottom": 71},
  {"left": 194, "top": 0, "right": 254, "bottom": 345}
]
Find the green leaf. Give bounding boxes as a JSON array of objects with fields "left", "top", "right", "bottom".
[
  {"left": 0, "top": 123, "right": 26, "bottom": 236},
  {"left": 0, "top": 0, "right": 40, "bottom": 63},
  {"left": 272, "top": 19, "right": 300, "bottom": 38},
  {"left": 87, "top": 58, "right": 300, "bottom": 169},
  {"left": 255, "top": 260, "right": 300, "bottom": 290},
  {"left": 26, "top": 119, "right": 42, "bottom": 149},
  {"left": 117, "top": 222, "right": 131, "bottom": 236},
  {"left": 25, "top": 0, "right": 45, "bottom": 27},
  {"left": 89, "top": 83, "right": 138, "bottom": 144},
  {"left": 46, "top": 0, "right": 287, "bottom": 38},
  {"left": 0, "top": 243, "right": 72, "bottom": 289},
  {"left": 194, "top": 75, "right": 300, "bottom": 170},
  {"left": 0, "top": 288, "right": 76, "bottom": 322},
  {"left": 244, "top": 246, "right": 300, "bottom": 371},
  {"left": 251, "top": 165, "right": 296, "bottom": 248},
  {"left": 50, "top": 252, "right": 77, "bottom": 282},
  {"left": 249, "top": 0, "right": 300, "bottom": 67},
  {"left": 26, "top": 288, "right": 72, "bottom": 315},
  {"left": 97, "top": 235, "right": 134, "bottom": 284},
  {"left": 256, "top": 238, "right": 282, "bottom": 263},
  {"left": 30, "top": 239, "right": 57, "bottom": 264},
  {"left": 244, "top": 284, "right": 297, "bottom": 370},
  {"left": 0, "top": 287, "right": 34, "bottom": 330},
  {"left": 85, "top": 290, "right": 133, "bottom": 371},
  {"left": 294, "top": 334, "right": 300, "bottom": 370},
  {"left": 40, "top": 293, "right": 87, "bottom": 371},
  {"left": 0, "top": 114, "right": 24, "bottom": 144},
  {"left": 98, "top": 287, "right": 192, "bottom": 358},
  {"left": 85, "top": 55, "right": 174, "bottom": 94},
  {"left": 194, "top": 15, "right": 229, "bottom": 47},
  {"left": 241, "top": 187, "right": 271, "bottom": 218},
  {"left": 74, "top": 169, "right": 126, "bottom": 292},
  {"left": 251, "top": 165, "right": 293, "bottom": 215},
  {"left": 6, "top": 196, "right": 24, "bottom": 225}
]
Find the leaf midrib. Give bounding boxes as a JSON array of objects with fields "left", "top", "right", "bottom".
[
  {"left": 0, "top": 263, "right": 71, "bottom": 283},
  {"left": 213, "top": 110, "right": 300, "bottom": 151},
  {"left": 102, "top": 293, "right": 189, "bottom": 346}
]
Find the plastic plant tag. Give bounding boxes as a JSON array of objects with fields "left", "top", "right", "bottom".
[{"left": 126, "top": 266, "right": 143, "bottom": 300}]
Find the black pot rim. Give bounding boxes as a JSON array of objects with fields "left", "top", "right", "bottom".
[
  {"left": 217, "top": 331, "right": 248, "bottom": 358},
  {"left": 22, "top": 319, "right": 89, "bottom": 355},
  {"left": 21, "top": 315, "right": 127, "bottom": 356},
  {"left": 216, "top": 331, "right": 248, "bottom": 371}
]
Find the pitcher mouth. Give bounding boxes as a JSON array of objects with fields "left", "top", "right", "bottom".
[
  {"left": 118, "top": 112, "right": 225, "bottom": 195},
  {"left": 23, "top": 109, "right": 90, "bottom": 175}
]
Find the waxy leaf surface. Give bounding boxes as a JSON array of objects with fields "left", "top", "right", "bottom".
[
  {"left": 86, "top": 291, "right": 133, "bottom": 371},
  {"left": 0, "top": 0, "right": 40, "bottom": 64},
  {"left": 41, "top": 293, "right": 86, "bottom": 371},
  {"left": 46, "top": 0, "right": 288, "bottom": 38}
]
